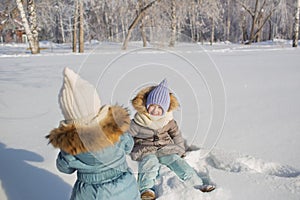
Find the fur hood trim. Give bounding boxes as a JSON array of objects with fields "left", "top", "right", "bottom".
[
  {"left": 46, "top": 105, "right": 130, "bottom": 155},
  {"left": 132, "top": 86, "right": 179, "bottom": 114}
]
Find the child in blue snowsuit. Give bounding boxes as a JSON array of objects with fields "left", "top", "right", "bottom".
[
  {"left": 48, "top": 121, "right": 140, "bottom": 200},
  {"left": 129, "top": 79, "right": 215, "bottom": 199},
  {"left": 46, "top": 68, "right": 140, "bottom": 200}
]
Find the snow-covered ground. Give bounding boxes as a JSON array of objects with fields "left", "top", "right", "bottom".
[{"left": 0, "top": 40, "right": 299, "bottom": 200}]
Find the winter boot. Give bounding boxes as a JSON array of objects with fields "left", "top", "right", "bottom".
[
  {"left": 199, "top": 184, "right": 216, "bottom": 192},
  {"left": 141, "top": 188, "right": 156, "bottom": 200}
]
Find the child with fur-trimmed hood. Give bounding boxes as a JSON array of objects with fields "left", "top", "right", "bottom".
[
  {"left": 129, "top": 79, "right": 215, "bottom": 200},
  {"left": 46, "top": 68, "right": 140, "bottom": 200}
]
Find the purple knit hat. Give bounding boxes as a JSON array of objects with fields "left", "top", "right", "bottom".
[{"left": 146, "top": 79, "right": 170, "bottom": 114}]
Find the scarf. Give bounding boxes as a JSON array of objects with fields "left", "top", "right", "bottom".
[{"left": 134, "top": 112, "right": 173, "bottom": 130}]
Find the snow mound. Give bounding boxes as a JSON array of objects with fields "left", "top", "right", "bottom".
[
  {"left": 154, "top": 150, "right": 231, "bottom": 200},
  {"left": 206, "top": 149, "right": 300, "bottom": 178},
  {"left": 145, "top": 148, "right": 300, "bottom": 199}
]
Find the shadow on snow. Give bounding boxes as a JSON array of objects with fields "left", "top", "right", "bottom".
[{"left": 0, "top": 142, "right": 72, "bottom": 200}]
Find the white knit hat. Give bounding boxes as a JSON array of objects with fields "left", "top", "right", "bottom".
[{"left": 58, "top": 67, "right": 102, "bottom": 121}]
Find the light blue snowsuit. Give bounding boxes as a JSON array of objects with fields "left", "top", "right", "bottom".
[
  {"left": 137, "top": 151, "right": 203, "bottom": 193},
  {"left": 56, "top": 133, "right": 140, "bottom": 200}
]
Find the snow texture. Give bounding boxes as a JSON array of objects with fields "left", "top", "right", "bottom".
[{"left": 0, "top": 40, "right": 299, "bottom": 200}]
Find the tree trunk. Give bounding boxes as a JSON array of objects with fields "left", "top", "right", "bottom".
[
  {"left": 122, "top": 0, "right": 161, "bottom": 50},
  {"left": 27, "top": 0, "right": 39, "bottom": 53},
  {"left": 140, "top": 21, "right": 147, "bottom": 47},
  {"left": 248, "top": 0, "right": 259, "bottom": 44},
  {"left": 210, "top": 17, "right": 214, "bottom": 45},
  {"left": 79, "top": 0, "right": 84, "bottom": 53},
  {"left": 16, "top": 0, "right": 40, "bottom": 54},
  {"left": 193, "top": 3, "right": 198, "bottom": 42},
  {"left": 256, "top": 11, "right": 263, "bottom": 42},
  {"left": 241, "top": 10, "right": 248, "bottom": 43},
  {"left": 268, "top": 19, "right": 273, "bottom": 41},
  {"left": 121, "top": 18, "right": 126, "bottom": 42},
  {"left": 190, "top": 16, "right": 195, "bottom": 42},
  {"left": 196, "top": 9, "right": 201, "bottom": 42},
  {"left": 115, "top": 16, "right": 119, "bottom": 42},
  {"left": 73, "top": 0, "right": 78, "bottom": 52},
  {"left": 241, "top": 0, "right": 280, "bottom": 44},
  {"left": 226, "top": 0, "right": 231, "bottom": 41},
  {"left": 103, "top": 11, "right": 108, "bottom": 39},
  {"left": 139, "top": 0, "right": 147, "bottom": 47},
  {"left": 59, "top": 12, "right": 65, "bottom": 43},
  {"left": 169, "top": 0, "right": 176, "bottom": 47},
  {"left": 253, "top": 9, "right": 277, "bottom": 43},
  {"left": 293, "top": 0, "right": 300, "bottom": 47},
  {"left": 111, "top": 16, "right": 114, "bottom": 41}
]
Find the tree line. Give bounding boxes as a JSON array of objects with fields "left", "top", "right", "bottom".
[{"left": 1, "top": 0, "right": 299, "bottom": 54}]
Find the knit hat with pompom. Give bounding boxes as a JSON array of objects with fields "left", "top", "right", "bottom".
[{"left": 146, "top": 79, "right": 170, "bottom": 114}]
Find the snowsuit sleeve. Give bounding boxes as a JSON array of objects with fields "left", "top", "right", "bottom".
[
  {"left": 118, "top": 132, "right": 134, "bottom": 154},
  {"left": 56, "top": 151, "right": 77, "bottom": 174},
  {"left": 168, "top": 120, "right": 186, "bottom": 152},
  {"left": 56, "top": 151, "right": 97, "bottom": 174}
]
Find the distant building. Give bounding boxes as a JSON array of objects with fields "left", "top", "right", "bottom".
[{"left": 0, "top": 7, "right": 27, "bottom": 43}]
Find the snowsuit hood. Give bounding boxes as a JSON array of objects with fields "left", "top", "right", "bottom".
[
  {"left": 131, "top": 86, "right": 179, "bottom": 114},
  {"left": 46, "top": 105, "right": 130, "bottom": 155}
]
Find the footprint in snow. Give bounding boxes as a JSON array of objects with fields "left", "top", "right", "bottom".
[{"left": 206, "top": 150, "right": 300, "bottom": 178}]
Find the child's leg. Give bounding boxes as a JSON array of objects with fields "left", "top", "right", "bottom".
[
  {"left": 138, "top": 154, "right": 160, "bottom": 193},
  {"left": 159, "top": 154, "right": 203, "bottom": 187}
]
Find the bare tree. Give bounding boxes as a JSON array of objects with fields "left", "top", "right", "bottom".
[
  {"left": 27, "top": 0, "right": 39, "bottom": 51},
  {"left": 241, "top": 7, "right": 248, "bottom": 43},
  {"left": 187, "top": 1, "right": 197, "bottom": 42},
  {"left": 72, "top": 0, "right": 78, "bottom": 52},
  {"left": 239, "top": 0, "right": 281, "bottom": 44},
  {"left": 7, "top": 0, "right": 299, "bottom": 48},
  {"left": 71, "top": 0, "right": 84, "bottom": 53},
  {"left": 201, "top": 0, "right": 223, "bottom": 45},
  {"left": 140, "top": 21, "right": 147, "bottom": 47},
  {"left": 225, "top": 0, "right": 231, "bottom": 41},
  {"left": 293, "top": 0, "right": 300, "bottom": 47},
  {"left": 79, "top": 0, "right": 84, "bottom": 53},
  {"left": 210, "top": 17, "right": 215, "bottom": 45},
  {"left": 16, "top": 0, "right": 40, "bottom": 54},
  {"left": 54, "top": 1, "right": 66, "bottom": 43},
  {"left": 122, "top": 0, "right": 161, "bottom": 50},
  {"left": 169, "top": 0, "right": 176, "bottom": 47},
  {"left": 139, "top": 0, "right": 147, "bottom": 47}
]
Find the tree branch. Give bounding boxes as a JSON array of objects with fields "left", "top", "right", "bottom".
[
  {"left": 253, "top": 0, "right": 282, "bottom": 39},
  {"left": 122, "top": 0, "right": 161, "bottom": 50}
]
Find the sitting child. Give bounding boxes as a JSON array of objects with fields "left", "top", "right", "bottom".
[{"left": 129, "top": 79, "right": 215, "bottom": 200}]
